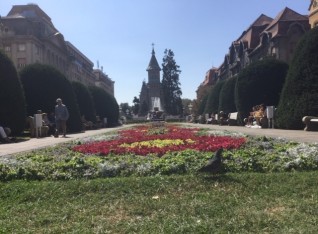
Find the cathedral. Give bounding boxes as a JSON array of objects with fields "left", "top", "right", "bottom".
[{"left": 139, "top": 47, "right": 163, "bottom": 115}]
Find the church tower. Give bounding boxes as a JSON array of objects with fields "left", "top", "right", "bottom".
[{"left": 139, "top": 45, "right": 163, "bottom": 114}]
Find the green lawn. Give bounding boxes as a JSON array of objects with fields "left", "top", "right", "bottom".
[{"left": 1, "top": 172, "right": 318, "bottom": 233}]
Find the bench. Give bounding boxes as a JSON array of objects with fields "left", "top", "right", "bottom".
[
  {"left": 302, "top": 116, "right": 318, "bottom": 131},
  {"left": 226, "top": 112, "right": 238, "bottom": 126}
]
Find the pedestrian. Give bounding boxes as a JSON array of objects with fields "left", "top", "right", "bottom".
[{"left": 54, "top": 98, "right": 69, "bottom": 137}]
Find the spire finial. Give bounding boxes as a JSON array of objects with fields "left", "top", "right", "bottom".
[{"left": 151, "top": 43, "right": 155, "bottom": 55}]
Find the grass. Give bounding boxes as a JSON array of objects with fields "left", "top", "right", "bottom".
[{"left": 1, "top": 172, "right": 318, "bottom": 233}]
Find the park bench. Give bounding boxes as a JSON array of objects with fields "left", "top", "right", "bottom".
[
  {"left": 302, "top": 116, "right": 318, "bottom": 131},
  {"left": 226, "top": 112, "right": 238, "bottom": 126}
]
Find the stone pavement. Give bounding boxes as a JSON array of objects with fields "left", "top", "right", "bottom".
[
  {"left": 0, "top": 123, "right": 317, "bottom": 157},
  {"left": 0, "top": 126, "right": 129, "bottom": 157},
  {"left": 183, "top": 123, "right": 318, "bottom": 144}
]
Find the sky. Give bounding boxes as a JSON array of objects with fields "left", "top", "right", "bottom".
[{"left": 1, "top": 1, "right": 310, "bottom": 105}]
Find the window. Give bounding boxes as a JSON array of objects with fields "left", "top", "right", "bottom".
[
  {"left": 17, "top": 58, "right": 26, "bottom": 68},
  {"left": 4, "top": 46, "right": 11, "bottom": 52},
  {"left": 18, "top": 44, "right": 26, "bottom": 51}
]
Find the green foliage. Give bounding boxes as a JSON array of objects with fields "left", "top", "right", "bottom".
[
  {"left": 0, "top": 50, "right": 26, "bottom": 134},
  {"left": 88, "top": 86, "right": 119, "bottom": 126},
  {"left": 2, "top": 173, "right": 318, "bottom": 233},
  {"left": 219, "top": 77, "right": 237, "bottom": 114},
  {"left": 276, "top": 27, "right": 318, "bottom": 129},
  {"left": 204, "top": 80, "right": 225, "bottom": 114},
  {"left": 20, "top": 64, "right": 82, "bottom": 132},
  {"left": 72, "top": 81, "right": 96, "bottom": 123},
  {"left": 161, "top": 49, "right": 183, "bottom": 115},
  {"left": 140, "top": 100, "right": 149, "bottom": 116},
  {"left": 235, "top": 58, "right": 288, "bottom": 124},
  {"left": 1, "top": 126, "right": 318, "bottom": 182},
  {"left": 132, "top": 96, "right": 140, "bottom": 115}
]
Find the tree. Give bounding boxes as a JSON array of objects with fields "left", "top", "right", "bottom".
[
  {"left": 219, "top": 77, "right": 237, "bottom": 114},
  {"left": 235, "top": 58, "right": 288, "bottom": 125},
  {"left": 88, "top": 86, "right": 119, "bottom": 126},
  {"left": 0, "top": 50, "right": 26, "bottom": 134},
  {"left": 20, "top": 64, "right": 82, "bottom": 133},
  {"left": 72, "top": 81, "right": 96, "bottom": 123},
  {"left": 204, "top": 80, "right": 225, "bottom": 115},
  {"left": 132, "top": 96, "right": 140, "bottom": 115},
  {"left": 161, "top": 49, "right": 182, "bottom": 115},
  {"left": 276, "top": 27, "right": 318, "bottom": 129}
]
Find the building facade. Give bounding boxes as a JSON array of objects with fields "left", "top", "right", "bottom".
[
  {"left": 197, "top": 7, "right": 310, "bottom": 98},
  {"left": 309, "top": 0, "right": 318, "bottom": 28},
  {"left": 0, "top": 4, "right": 114, "bottom": 95}
]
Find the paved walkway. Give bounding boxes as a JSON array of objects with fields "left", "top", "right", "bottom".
[
  {"left": 182, "top": 123, "right": 318, "bottom": 144},
  {"left": 0, "top": 123, "right": 317, "bottom": 156},
  {"left": 0, "top": 126, "right": 129, "bottom": 156}
]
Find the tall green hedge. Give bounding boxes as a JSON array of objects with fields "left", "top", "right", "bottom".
[
  {"left": 219, "top": 77, "right": 237, "bottom": 114},
  {"left": 0, "top": 50, "right": 26, "bottom": 134},
  {"left": 72, "top": 81, "right": 97, "bottom": 123},
  {"left": 235, "top": 58, "right": 288, "bottom": 124},
  {"left": 204, "top": 80, "right": 225, "bottom": 115},
  {"left": 88, "top": 86, "right": 119, "bottom": 126},
  {"left": 20, "top": 64, "right": 82, "bottom": 133},
  {"left": 276, "top": 28, "right": 318, "bottom": 129}
]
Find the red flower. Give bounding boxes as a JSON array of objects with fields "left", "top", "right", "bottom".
[{"left": 73, "top": 125, "right": 246, "bottom": 156}]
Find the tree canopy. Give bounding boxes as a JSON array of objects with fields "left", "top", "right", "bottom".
[
  {"left": 161, "top": 49, "right": 183, "bottom": 115},
  {"left": 0, "top": 50, "right": 26, "bottom": 134},
  {"left": 276, "top": 27, "right": 318, "bottom": 129}
]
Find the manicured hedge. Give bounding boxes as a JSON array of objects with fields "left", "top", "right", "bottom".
[
  {"left": 72, "top": 81, "right": 97, "bottom": 123},
  {"left": 204, "top": 80, "right": 225, "bottom": 115},
  {"left": 0, "top": 50, "right": 26, "bottom": 134},
  {"left": 88, "top": 86, "right": 119, "bottom": 126},
  {"left": 276, "top": 28, "right": 318, "bottom": 129},
  {"left": 235, "top": 58, "right": 288, "bottom": 125},
  {"left": 219, "top": 76, "right": 237, "bottom": 114},
  {"left": 20, "top": 64, "right": 82, "bottom": 133}
]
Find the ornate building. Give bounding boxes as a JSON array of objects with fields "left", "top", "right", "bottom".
[
  {"left": 197, "top": 7, "right": 310, "bottom": 98},
  {"left": 309, "top": 0, "right": 318, "bottom": 28},
  {"left": 139, "top": 47, "right": 163, "bottom": 115},
  {"left": 0, "top": 4, "right": 114, "bottom": 95}
]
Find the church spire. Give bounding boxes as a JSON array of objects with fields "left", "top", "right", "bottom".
[{"left": 147, "top": 43, "right": 161, "bottom": 71}]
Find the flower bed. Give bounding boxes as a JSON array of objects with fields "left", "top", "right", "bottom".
[
  {"left": 1, "top": 124, "right": 318, "bottom": 181},
  {"left": 73, "top": 125, "right": 246, "bottom": 156}
]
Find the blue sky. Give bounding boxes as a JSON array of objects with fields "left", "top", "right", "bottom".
[{"left": 1, "top": 1, "right": 310, "bottom": 105}]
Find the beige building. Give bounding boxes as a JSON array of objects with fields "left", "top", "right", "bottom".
[
  {"left": 0, "top": 4, "right": 114, "bottom": 95},
  {"left": 93, "top": 69, "right": 115, "bottom": 96},
  {"left": 197, "top": 7, "right": 310, "bottom": 99},
  {"left": 309, "top": 0, "right": 318, "bottom": 27}
]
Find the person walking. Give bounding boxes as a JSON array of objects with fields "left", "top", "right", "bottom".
[{"left": 54, "top": 98, "right": 69, "bottom": 137}]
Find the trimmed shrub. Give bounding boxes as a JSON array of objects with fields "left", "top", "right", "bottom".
[
  {"left": 72, "top": 81, "right": 96, "bottom": 123},
  {"left": 276, "top": 28, "right": 318, "bottom": 129},
  {"left": 204, "top": 80, "right": 225, "bottom": 115},
  {"left": 20, "top": 64, "right": 82, "bottom": 133},
  {"left": 219, "top": 77, "right": 237, "bottom": 114},
  {"left": 88, "top": 86, "right": 119, "bottom": 126},
  {"left": 235, "top": 58, "right": 288, "bottom": 125},
  {"left": 0, "top": 50, "right": 26, "bottom": 134}
]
